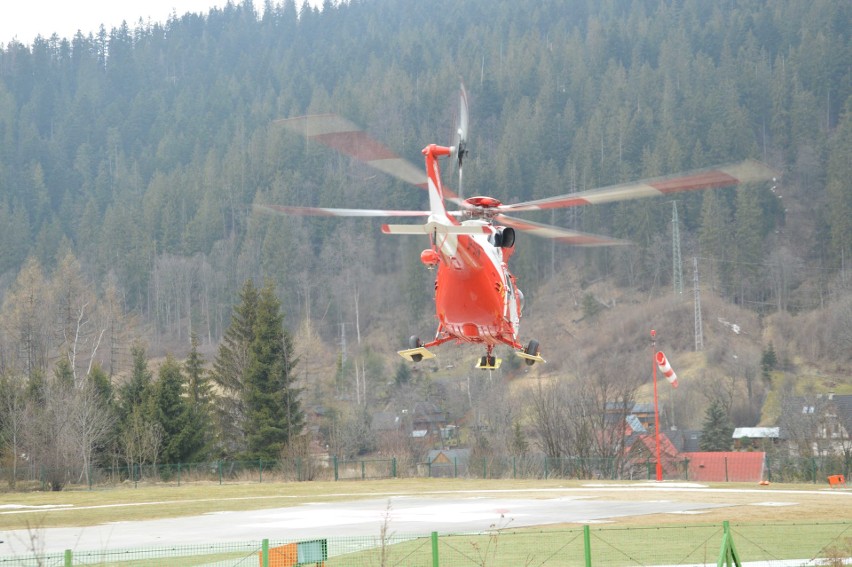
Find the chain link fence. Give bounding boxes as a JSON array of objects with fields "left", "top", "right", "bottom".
[
  {"left": 2, "top": 453, "right": 850, "bottom": 491},
  {"left": 1, "top": 522, "right": 850, "bottom": 566}
]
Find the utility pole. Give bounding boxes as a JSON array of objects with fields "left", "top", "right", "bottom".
[
  {"left": 693, "top": 257, "right": 704, "bottom": 351},
  {"left": 672, "top": 202, "right": 683, "bottom": 296}
]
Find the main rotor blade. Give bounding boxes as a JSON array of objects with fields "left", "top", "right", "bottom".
[
  {"left": 254, "top": 204, "right": 431, "bottom": 218},
  {"left": 495, "top": 214, "right": 630, "bottom": 246},
  {"left": 500, "top": 160, "right": 777, "bottom": 212},
  {"left": 276, "top": 114, "right": 427, "bottom": 188}
]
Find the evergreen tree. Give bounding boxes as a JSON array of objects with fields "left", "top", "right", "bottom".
[
  {"left": 699, "top": 400, "right": 734, "bottom": 452},
  {"left": 826, "top": 102, "right": 852, "bottom": 267},
  {"left": 698, "top": 189, "right": 733, "bottom": 295},
  {"left": 761, "top": 342, "right": 778, "bottom": 382},
  {"left": 149, "top": 355, "right": 203, "bottom": 463},
  {"left": 119, "top": 344, "right": 153, "bottom": 422},
  {"left": 212, "top": 279, "right": 259, "bottom": 456},
  {"left": 184, "top": 333, "right": 213, "bottom": 460},
  {"left": 243, "top": 280, "right": 303, "bottom": 460},
  {"left": 732, "top": 186, "right": 765, "bottom": 304}
]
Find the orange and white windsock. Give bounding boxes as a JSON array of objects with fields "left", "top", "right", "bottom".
[{"left": 656, "top": 351, "right": 678, "bottom": 388}]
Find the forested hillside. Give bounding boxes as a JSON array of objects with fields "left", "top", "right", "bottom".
[{"left": 0, "top": 0, "right": 850, "bottom": 478}]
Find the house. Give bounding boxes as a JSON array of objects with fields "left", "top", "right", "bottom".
[
  {"left": 371, "top": 402, "right": 449, "bottom": 442},
  {"left": 777, "top": 394, "right": 852, "bottom": 456},
  {"left": 733, "top": 427, "right": 780, "bottom": 450},
  {"left": 668, "top": 429, "right": 702, "bottom": 453},
  {"left": 606, "top": 402, "right": 657, "bottom": 432},
  {"left": 425, "top": 448, "right": 471, "bottom": 478},
  {"left": 624, "top": 432, "right": 683, "bottom": 478}
]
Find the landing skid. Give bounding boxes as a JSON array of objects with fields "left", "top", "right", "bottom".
[
  {"left": 397, "top": 346, "right": 436, "bottom": 363},
  {"left": 516, "top": 350, "right": 546, "bottom": 365},
  {"left": 476, "top": 356, "right": 502, "bottom": 370}
]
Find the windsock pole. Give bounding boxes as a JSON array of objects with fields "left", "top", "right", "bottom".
[{"left": 651, "top": 330, "right": 662, "bottom": 482}]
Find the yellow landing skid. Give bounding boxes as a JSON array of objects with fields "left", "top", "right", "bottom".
[
  {"left": 476, "top": 357, "right": 502, "bottom": 370},
  {"left": 516, "top": 351, "right": 546, "bottom": 365},
  {"left": 397, "top": 346, "right": 436, "bottom": 362}
]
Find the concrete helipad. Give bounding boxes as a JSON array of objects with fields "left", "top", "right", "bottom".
[{"left": 1, "top": 492, "right": 732, "bottom": 554}]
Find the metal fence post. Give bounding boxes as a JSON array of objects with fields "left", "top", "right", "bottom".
[
  {"left": 334, "top": 455, "right": 338, "bottom": 481},
  {"left": 259, "top": 459, "right": 263, "bottom": 483},
  {"left": 261, "top": 538, "right": 269, "bottom": 567},
  {"left": 218, "top": 460, "right": 222, "bottom": 485},
  {"left": 431, "top": 531, "right": 439, "bottom": 567},
  {"left": 64, "top": 549, "right": 72, "bottom": 567},
  {"left": 392, "top": 457, "right": 397, "bottom": 478},
  {"left": 583, "top": 525, "right": 591, "bottom": 567},
  {"left": 361, "top": 460, "right": 365, "bottom": 479}
]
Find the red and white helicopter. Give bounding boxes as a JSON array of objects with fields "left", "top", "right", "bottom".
[{"left": 258, "top": 85, "right": 776, "bottom": 370}]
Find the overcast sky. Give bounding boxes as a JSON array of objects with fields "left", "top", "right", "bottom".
[{"left": 1, "top": 0, "right": 321, "bottom": 46}]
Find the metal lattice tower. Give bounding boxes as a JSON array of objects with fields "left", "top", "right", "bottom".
[
  {"left": 693, "top": 257, "right": 704, "bottom": 351},
  {"left": 672, "top": 202, "right": 683, "bottom": 295}
]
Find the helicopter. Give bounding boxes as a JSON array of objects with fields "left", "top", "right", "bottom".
[{"left": 257, "top": 85, "right": 777, "bottom": 370}]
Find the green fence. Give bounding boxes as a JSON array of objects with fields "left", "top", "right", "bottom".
[
  {"left": 2, "top": 522, "right": 850, "bottom": 566},
  {"left": 3, "top": 453, "right": 851, "bottom": 491}
]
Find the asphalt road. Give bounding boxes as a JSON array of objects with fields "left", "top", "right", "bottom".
[{"left": 0, "top": 491, "right": 731, "bottom": 554}]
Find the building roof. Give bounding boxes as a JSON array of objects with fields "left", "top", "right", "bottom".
[
  {"left": 733, "top": 427, "right": 780, "bottom": 439},
  {"left": 427, "top": 448, "right": 471, "bottom": 464},
  {"left": 625, "top": 414, "right": 647, "bottom": 434}
]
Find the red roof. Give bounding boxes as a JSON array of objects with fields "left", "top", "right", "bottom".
[{"left": 682, "top": 451, "right": 765, "bottom": 482}]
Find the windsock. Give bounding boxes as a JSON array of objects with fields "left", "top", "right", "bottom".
[{"left": 655, "top": 351, "right": 678, "bottom": 388}]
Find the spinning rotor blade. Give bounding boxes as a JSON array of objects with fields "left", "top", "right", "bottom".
[
  {"left": 499, "top": 159, "right": 777, "bottom": 213},
  {"left": 254, "top": 204, "right": 431, "bottom": 218},
  {"left": 452, "top": 84, "right": 470, "bottom": 200},
  {"left": 276, "top": 114, "right": 427, "bottom": 188},
  {"left": 495, "top": 214, "right": 629, "bottom": 246}
]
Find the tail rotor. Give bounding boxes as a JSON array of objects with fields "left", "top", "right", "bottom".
[{"left": 452, "top": 83, "right": 469, "bottom": 201}]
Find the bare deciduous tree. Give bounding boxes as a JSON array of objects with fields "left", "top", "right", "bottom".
[
  {"left": 120, "top": 407, "right": 164, "bottom": 475},
  {"left": 0, "top": 374, "right": 27, "bottom": 488}
]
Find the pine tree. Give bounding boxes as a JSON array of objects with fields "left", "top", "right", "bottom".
[
  {"left": 184, "top": 333, "right": 213, "bottom": 460},
  {"left": 212, "top": 279, "right": 303, "bottom": 459},
  {"left": 699, "top": 400, "right": 734, "bottom": 452},
  {"left": 827, "top": 102, "right": 852, "bottom": 267},
  {"left": 119, "top": 344, "right": 153, "bottom": 423},
  {"left": 243, "top": 280, "right": 303, "bottom": 460},
  {"left": 149, "top": 355, "right": 204, "bottom": 464},
  {"left": 732, "top": 186, "right": 765, "bottom": 303},
  {"left": 761, "top": 342, "right": 778, "bottom": 382},
  {"left": 212, "top": 279, "right": 259, "bottom": 456}
]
